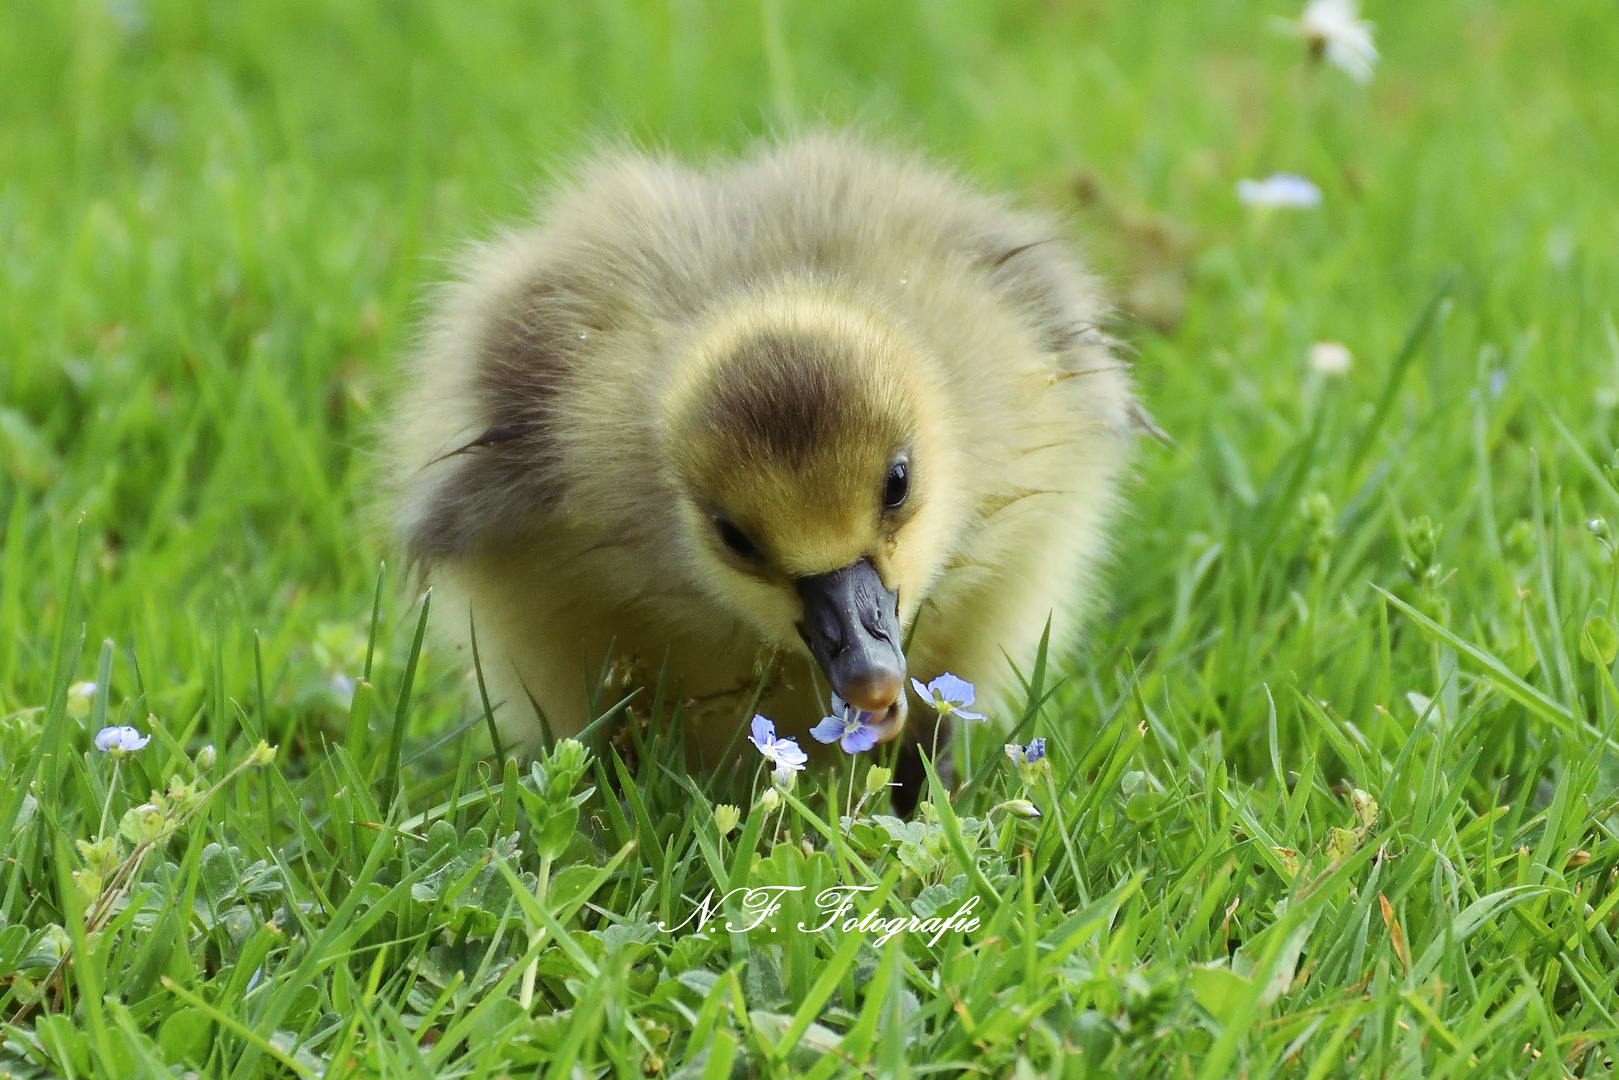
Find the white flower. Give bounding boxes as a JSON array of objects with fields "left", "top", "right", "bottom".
[
  {"left": 69, "top": 681, "right": 97, "bottom": 699},
  {"left": 1310, "top": 342, "right": 1353, "bottom": 376},
  {"left": 94, "top": 725, "right": 150, "bottom": 757},
  {"left": 1236, "top": 174, "right": 1322, "bottom": 209},
  {"left": 1285, "top": 0, "right": 1379, "bottom": 83}
]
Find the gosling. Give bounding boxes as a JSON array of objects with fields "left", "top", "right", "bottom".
[{"left": 389, "top": 133, "right": 1141, "bottom": 804}]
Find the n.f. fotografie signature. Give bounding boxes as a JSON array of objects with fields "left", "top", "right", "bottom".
[{"left": 657, "top": 885, "right": 982, "bottom": 948}]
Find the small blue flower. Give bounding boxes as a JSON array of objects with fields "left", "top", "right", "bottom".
[
  {"left": 94, "top": 725, "right": 150, "bottom": 757},
  {"left": 750, "top": 715, "right": 808, "bottom": 773},
  {"left": 329, "top": 672, "right": 356, "bottom": 702},
  {"left": 910, "top": 673, "right": 985, "bottom": 722},
  {"left": 810, "top": 695, "right": 881, "bottom": 755},
  {"left": 1005, "top": 737, "right": 1048, "bottom": 785},
  {"left": 1236, "top": 174, "right": 1322, "bottom": 209}
]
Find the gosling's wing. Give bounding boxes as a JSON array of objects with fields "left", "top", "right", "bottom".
[{"left": 389, "top": 153, "right": 711, "bottom": 563}]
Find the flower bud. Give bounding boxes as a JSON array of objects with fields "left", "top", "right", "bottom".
[
  {"left": 712, "top": 804, "right": 740, "bottom": 836},
  {"left": 119, "top": 803, "right": 173, "bottom": 846},
  {"left": 1407, "top": 516, "right": 1437, "bottom": 564},
  {"left": 1301, "top": 492, "right": 1333, "bottom": 529},
  {"left": 864, "top": 765, "right": 893, "bottom": 795},
  {"left": 1351, "top": 788, "right": 1378, "bottom": 831},
  {"left": 534, "top": 738, "right": 589, "bottom": 800},
  {"left": 1505, "top": 519, "right": 1537, "bottom": 562}
]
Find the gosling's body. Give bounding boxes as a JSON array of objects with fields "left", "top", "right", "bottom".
[{"left": 390, "top": 134, "right": 1137, "bottom": 773}]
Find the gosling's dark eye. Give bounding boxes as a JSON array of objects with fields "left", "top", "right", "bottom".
[
  {"left": 715, "top": 518, "right": 757, "bottom": 558},
  {"left": 883, "top": 460, "right": 910, "bottom": 510}
]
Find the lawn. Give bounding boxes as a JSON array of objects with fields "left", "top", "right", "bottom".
[{"left": 3, "top": 0, "right": 1619, "bottom": 1075}]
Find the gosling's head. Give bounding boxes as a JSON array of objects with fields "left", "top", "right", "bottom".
[{"left": 660, "top": 287, "right": 960, "bottom": 741}]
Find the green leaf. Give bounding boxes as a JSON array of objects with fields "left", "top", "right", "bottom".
[
  {"left": 36, "top": 1013, "right": 91, "bottom": 1075},
  {"left": 1581, "top": 613, "right": 1618, "bottom": 666},
  {"left": 1126, "top": 791, "right": 1166, "bottom": 822},
  {"left": 157, "top": 1007, "right": 213, "bottom": 1066},
  {"left": 533, "top": 803, "right": 579, "bottom": 862},
  {"left": 1191, "top": 964, "right": 1250, "bottom": 1027}
]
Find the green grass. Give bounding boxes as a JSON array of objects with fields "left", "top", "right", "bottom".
[{"left": 3, "top": 0, "right": 1619, "bottom": 1075}]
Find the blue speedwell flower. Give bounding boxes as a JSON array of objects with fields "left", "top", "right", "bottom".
[
  {"left": 749, "top": 715, "right": 808, "bottom": 778},
  {"left": 810, "top": 695, "right": 882, "bottom": 755},
  {"left": 1005, "top": 737, "right": 1048, "bottom": 784},
  {"left": 94, "top": 725, "right": 150, "bottom": 757},
  {"left": 1236, "top": 174, "right": 1322, "bottom": 209},
  {"left": 1005, "top": 737, "right": 1046, "bottom": 765},
  {"left": 911, "top": 673, "right": 986, "bottom": 722}
]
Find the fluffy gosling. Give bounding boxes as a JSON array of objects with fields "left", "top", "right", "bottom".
[{"left": 389, "top": 133, "right": 1142, "bottom": 806}]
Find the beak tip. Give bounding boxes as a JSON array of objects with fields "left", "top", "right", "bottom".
[
  {"left": 798, "top": 556, "right": 908, "bottom": 739},
  {"left": 837, "top": 670, "right": 905, "bottom": 714}
]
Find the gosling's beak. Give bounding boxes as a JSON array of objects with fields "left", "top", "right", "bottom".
[{"left": 796, "top": 558, "right": 908, "bottom": 744}]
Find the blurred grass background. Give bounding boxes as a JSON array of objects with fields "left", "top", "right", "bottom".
[{"left": 3, "top": 1, "right": 1619, "bottom": 1071}]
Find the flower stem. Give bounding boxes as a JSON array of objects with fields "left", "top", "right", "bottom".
[
  {"left": 960, "top": 720, "right": 971, "bottom": 793},
  {"left": 98, "top": 760, "right": 121, "bottom": 839},
  {"left": 518, "top": 854, "right": 553, "bottom": 1011}
]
